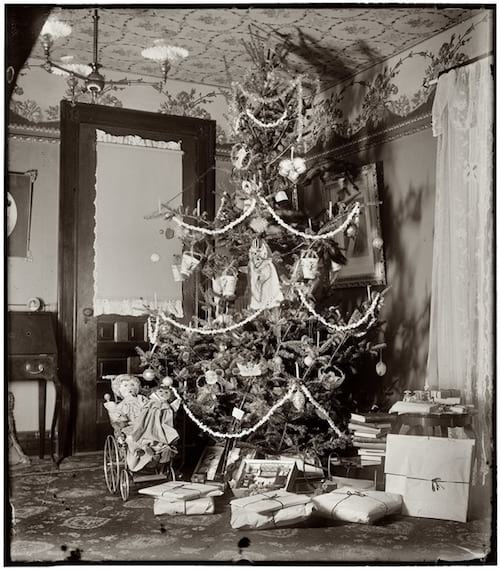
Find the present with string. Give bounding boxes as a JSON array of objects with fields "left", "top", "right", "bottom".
[
  {"left": 312, "top": 487, "right": 402, "bottom": 524},
  {"left": 153, "top": 496, "right": 215, "bottom": 516},
  {"left": 384, "top": 434, "right": 475, "bottom": 522},
  {"left": 139, "top": 480, "right": 224, "bottom": 501},
  {"left": 230, "top": 490, "right": 314, "bottom": 529}
]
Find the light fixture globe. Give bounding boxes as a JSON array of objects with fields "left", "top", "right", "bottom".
[
  {"left": 141, "top": 40, "right": 189, "bottom": 64},
  {"left": 85, "top": 64, "right": 105, "bottom": 93}
]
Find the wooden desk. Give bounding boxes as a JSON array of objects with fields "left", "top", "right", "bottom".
[
  {"left": 8, "top": 312, "right": 69, "bottom": 462},
  {"left": 396, "top": 412, "right": 475, "bottom": 438}
]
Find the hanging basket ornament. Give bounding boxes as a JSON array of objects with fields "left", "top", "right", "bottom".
[
  {"left": 180, "top": 250, "right": 202, "bottom": 277},
  {"left": 300, "top": 250, "right": 319, "bottom": 280}
]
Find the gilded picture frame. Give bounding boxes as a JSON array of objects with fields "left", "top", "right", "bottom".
[{"left": 324, "top": 162, "right": 386, "bottom": 288}]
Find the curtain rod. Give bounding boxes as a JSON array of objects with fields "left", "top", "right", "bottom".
[{"left": 428, "top": 51, "right": 493, "bottom": 86}]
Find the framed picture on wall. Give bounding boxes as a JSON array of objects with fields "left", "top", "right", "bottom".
[
  {"left": 324, "top": 162, "right": 386, "bottom": 288},
  {"left": 7, "top": 170, "right": 37, "bottom": 258}
]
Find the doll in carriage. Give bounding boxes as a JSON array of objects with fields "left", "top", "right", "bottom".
[{"left": 103, "top": 374, "right": 180, "bottom": 500}]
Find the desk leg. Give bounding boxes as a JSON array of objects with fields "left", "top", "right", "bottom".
[
  {"left": 50, "top": 380, "right": 61, "bottom": 463},
  {"left": 38, "top": 379, "right": 46, "bottom": 459}
]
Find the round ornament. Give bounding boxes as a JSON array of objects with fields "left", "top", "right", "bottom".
[
  {"left": 143, "top": 368, "right": 156, "bottom": 381},
  {"left": 373, "top": 236, "right": 384, "bottom": 250},
  {"left": 376, "top": 361, "right": 387, "bottom": 376},
  {"left": 346, "top": 225, "right": 357, "bottom": 238},
  {"left": 164, "top": 228, "right": 175, "bottom": 240},
  {"left": 161, "top": 376, "right": 174, "bottom": 387},
  {"left": 304, "top": 355, "right": 314, "bottom": 367},
  {"left": 273, "top": 355, "right": 283, "bottom": 365},
  {"left": 150, "top": 253, "right": 160, "bottom": 263}
]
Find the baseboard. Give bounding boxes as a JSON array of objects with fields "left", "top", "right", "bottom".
[{"left": 16, "top": 431, "right": 53, "bottom": 457}]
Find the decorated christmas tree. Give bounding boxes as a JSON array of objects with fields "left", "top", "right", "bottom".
[{"left": 139, "top": 40, "right": 386, "bottom": 471}]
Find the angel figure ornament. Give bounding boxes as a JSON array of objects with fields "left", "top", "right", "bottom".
[{"left": 248, "top": 238, "right": 284, "bottom": 310}]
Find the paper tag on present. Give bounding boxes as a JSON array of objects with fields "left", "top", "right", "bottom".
[{"left": 232, "top": 407, "right": 245, "bottom": 420}]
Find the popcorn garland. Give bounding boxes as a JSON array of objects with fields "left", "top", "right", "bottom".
[
  {"left": 170, "top": 380, "right": 343, "bottom": 440},
  {"left": 171, "top": 198, "right": 256, "bottom": 236},
  {"left": 159, "top": 307, "right": 265, "bottom": 336},
  {"left": 260, "top": 196, "right": 361, "bottom": 241},
  {"left": 233, "top": 77, "right": 301, "bottom": 104},
  {"left": 245, "top": 108, "right": 288, "bottom": 129},
  {"left": 296, "top": 286, "right": 383, "bottom": 333},
  {"left": 299, "top": 384, "right": 344, "bottom": 438}
]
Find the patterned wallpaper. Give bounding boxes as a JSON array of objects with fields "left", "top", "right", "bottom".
[{"left": 10, "top": 9, "right": 491, "bottom": 146}]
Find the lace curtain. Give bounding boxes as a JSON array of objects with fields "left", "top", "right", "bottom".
[
  {"left": 94, "top": 130, "right": 184, "bottom": 317},
  {"left": 427, "top": 58, "right": 493, "bottom": 483}
]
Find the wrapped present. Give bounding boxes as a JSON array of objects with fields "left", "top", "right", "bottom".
[
  {"left": 230, "top": 490, "right": 313, "bottom": 529},
  {"left": 230, "top": 490, "right": 311, "bottom": 514},
  {"left": 153, "top": 496, "right": 215, "bottom": 516},
  {"left": 312, "top": 487, "right": 402, "bottom": 524},
  {"left": 139, "top": 481, "right": 223, "bottom": 501},
  {"left": 385, "top": 434, "right": 474, "bottom": 522}
]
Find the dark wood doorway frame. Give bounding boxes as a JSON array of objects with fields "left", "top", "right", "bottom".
[{"left": 58, "top": 101, "right": 215, "bottom": 454}]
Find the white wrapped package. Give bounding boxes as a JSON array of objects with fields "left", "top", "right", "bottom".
[
  {"left": 230, "top": 490, "right": 311, "bottom": 514},
  {"left": 231, "top": 502, "right": 314, "bottom": 530},
  {"left": 139, "top": 481, "right": 223, "bottom": 501},
  {"left": 312, "top": 487, "right": 402, "bottom": 524},
  {"left": 153, "top": 496, "right": 215, "bottom": 516},
  {"left": 385, "top": 434, "right": 475, "bottom": 522}
]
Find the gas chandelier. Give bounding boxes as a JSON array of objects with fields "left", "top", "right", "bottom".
[{"left": 39, "top": 8, "right": 189, "bottom": 103}]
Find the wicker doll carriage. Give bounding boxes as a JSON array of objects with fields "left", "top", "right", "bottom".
[{"left": 102, "top": 374, "right": 178, "bottom": 501}]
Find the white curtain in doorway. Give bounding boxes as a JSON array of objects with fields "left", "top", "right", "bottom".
[
  {"left": 94, "top": 130, "right": 184, "bottom": 317},
  {"left": 427, "top": 58, "right": 493, "bottom": 483}
]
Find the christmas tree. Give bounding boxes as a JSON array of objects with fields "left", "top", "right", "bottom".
[{"left": 139, "top": 40, "right": 386, "bottom": 470}]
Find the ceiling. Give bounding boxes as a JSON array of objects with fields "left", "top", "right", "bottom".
[{"left": 31, "top": 6, "right": 479, "bottom": 88}]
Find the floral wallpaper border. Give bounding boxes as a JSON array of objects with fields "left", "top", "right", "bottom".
[{"left": 9, "top": 15, "right": 489, "bottom": 150}]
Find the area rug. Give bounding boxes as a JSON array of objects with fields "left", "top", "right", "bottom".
[{"left": 7, "top": 453, "right": 492, "bottom": 564}]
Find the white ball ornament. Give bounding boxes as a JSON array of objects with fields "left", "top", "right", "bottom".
[
  {"left": 346, "top": 225, "right": 356, "bottom": 238},
  {"left": 150, "top": 253, "right": 160, "bottom": 263},
  {"left": 143, "top": 368, "right": 156, "bottom": 381},
  {"left": 162, "top": 376, "right": 174, "bottom": 387},
  {"left": 376, "top": 361, "right": 387, "bottom": 376},
  {"left": 304, "top": 355, "right": 314, "bottom": 367},
  {"left": 273, "top": 356, "right": 283, "bottom": 365},
  {"left": 373, "top": 236, "right": 384, "bottom": 250}
]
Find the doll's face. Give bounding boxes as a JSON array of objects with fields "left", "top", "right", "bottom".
[{"left": 119, "top": 379, "right": 140, "bottom": 398}]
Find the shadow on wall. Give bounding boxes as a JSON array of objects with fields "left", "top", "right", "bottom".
[{"left": 381, "top": 179, "right": 432, "bottom": 399}]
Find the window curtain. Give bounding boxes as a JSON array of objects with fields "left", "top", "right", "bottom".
[
  {"left": 94, "top": 130, "right": 184, "bottom": 317},
  {"left": 427, "top": 58, "right": 493, "bottom": 483}
]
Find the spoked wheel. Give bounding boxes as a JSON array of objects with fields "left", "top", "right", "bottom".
[
  {"left": 103, "top": 435, "right": 120, "bottom": 494},
  {"left": 119, "top": 469, "right": 130, "bottom": 501}
]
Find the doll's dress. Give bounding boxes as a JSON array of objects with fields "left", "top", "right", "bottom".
[
  {"left": 248, "top": 239, "right": 284, "bottom": 310},
  {"left": 126, "top": 395, "right": 180, "bottom": 471}
]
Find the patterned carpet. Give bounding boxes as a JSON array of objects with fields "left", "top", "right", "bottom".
[{"left": 8, "top": 453, "right": 492, "bottom": 564}]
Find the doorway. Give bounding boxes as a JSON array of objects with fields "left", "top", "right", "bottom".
[{"left": 58, "top": 101, "right": 215, "bottom": 453}]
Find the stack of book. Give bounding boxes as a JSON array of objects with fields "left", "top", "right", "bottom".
[{"left": 348, "top": 412, "right": 398, "bottom": 466}]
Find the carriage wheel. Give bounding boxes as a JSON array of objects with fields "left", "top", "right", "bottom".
[
  {"left": 103, "top": 435, "right": 120, "bottom": 494},
  {"left": 119, "top": 469, "right": 130, "bottom": 501}
]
